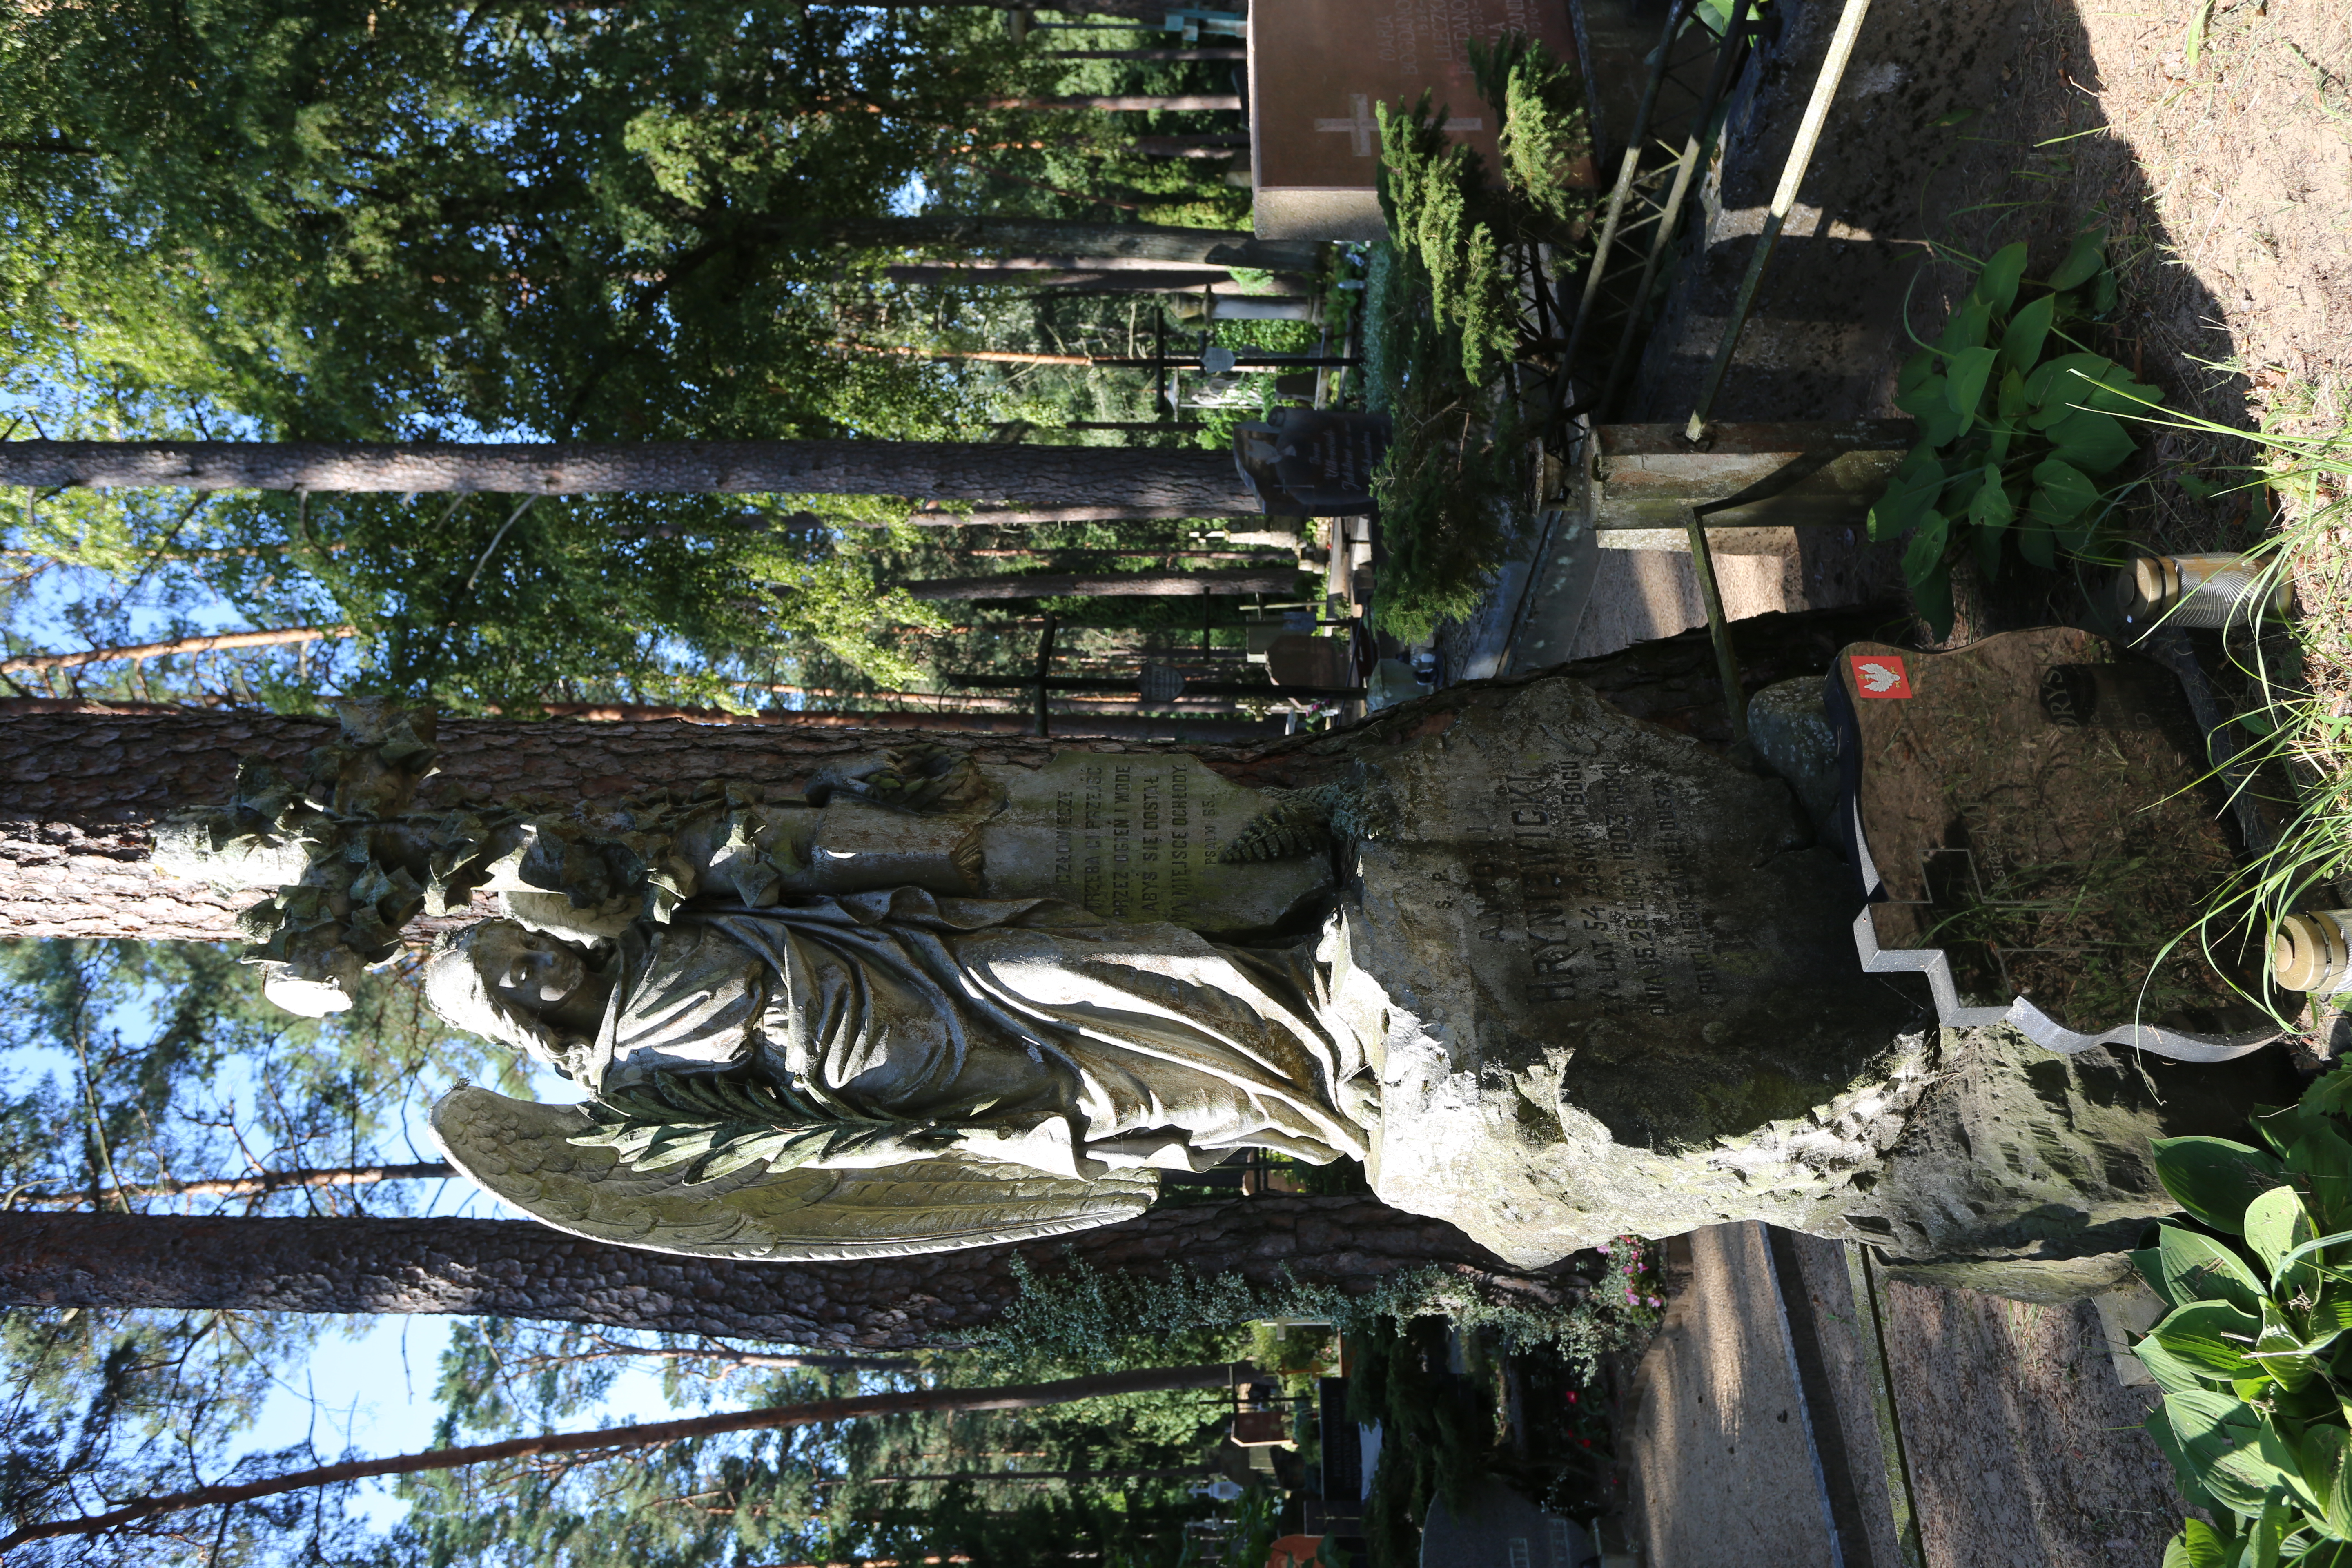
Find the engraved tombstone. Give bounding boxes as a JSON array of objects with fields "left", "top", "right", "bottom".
[
  {"left": 1247, "top": 0, "right": 1586, "bottom": 241},
  {"left": 1328, "top": 677, "right": 1925, "bottom": 1265},
  {"left": 974, "top": 750, "right": 1332, "bottom": 936}
]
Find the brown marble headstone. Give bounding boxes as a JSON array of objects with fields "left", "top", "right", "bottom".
[{"left": 1247, "top": 0, "right": 1585, "bottom": 241}]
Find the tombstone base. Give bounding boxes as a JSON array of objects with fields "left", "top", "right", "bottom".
[{"left": 1333, "top": 676, "right": 2300, "bottom": 1284}]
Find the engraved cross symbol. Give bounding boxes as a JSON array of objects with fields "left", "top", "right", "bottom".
[{"left": 1314, "top": 92, "right": 1481, "bottom": 157}]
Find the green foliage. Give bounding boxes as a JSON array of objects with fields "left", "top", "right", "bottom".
[
  {"left": 1376, "top": 95, "right": 1517, "bottom": 388},
  {"left": 2130, "top": 1066, "right": 2352, "bottom": 1564},
  {"left": 0, "top": 938, "right": 495, "bottom": 1565},
  {"left": 1472, "top": 33, "right": 1597, "bottom": 232},
  {"left": 1365, "top": 34, "right": 1595, "bottom": 645},
  {"left": 1, "top": 0, "right": 1035, "bottom": 443},
  {"left": 1869, "top": 230, "right": 2162, "bottom": 637},
  {"left": 1361, "top": 237, "right": 1521, "bottom": 648}
]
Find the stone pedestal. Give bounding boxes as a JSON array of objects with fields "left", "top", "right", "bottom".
[{"left": 1334, "top": 675, "right": 2301, "bottom": 1282}]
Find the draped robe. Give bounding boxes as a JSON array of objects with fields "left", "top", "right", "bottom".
[{"left": 577, "top": 889, "right": 1374, "bottom": 1177}]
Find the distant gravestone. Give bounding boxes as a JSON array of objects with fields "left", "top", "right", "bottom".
[
  {"left": 1246, "top": 0, "right": 1586, "bottom": 241},
  {"left": 1837, "top": 628, "right": 2273, "bottom": 1056},
  {"left": 1234, "top": 409, "right": 1393, "bottom": 517}
]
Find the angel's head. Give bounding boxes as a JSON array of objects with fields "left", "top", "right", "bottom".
[{"left": 424, "top": 920, "right": 615, "bottom": 1080}]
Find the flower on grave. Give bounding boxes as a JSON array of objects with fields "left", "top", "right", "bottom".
[
  {"left": 1624, "top": 1290, "right": 1638, "bottom": 1303},
  {"left": 1648, "top": 1296, "right": 1663, "bottom": 1308}
]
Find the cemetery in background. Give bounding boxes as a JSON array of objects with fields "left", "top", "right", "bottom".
[{"left": 3, "top": 0, "right": 2349, "bottom": 1564}]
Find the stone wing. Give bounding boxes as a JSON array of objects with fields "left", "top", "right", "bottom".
[{"left": 430, "top": 1087, "right": 1159, "bottom": 1262}]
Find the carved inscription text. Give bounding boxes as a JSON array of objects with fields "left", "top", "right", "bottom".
[{"left": 1467, "top": 761, "right": 1728, "bottom": 1013}]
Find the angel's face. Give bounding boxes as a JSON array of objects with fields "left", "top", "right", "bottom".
[{"left": 469, "top": 924, "right": 611, "bottom": 1040}]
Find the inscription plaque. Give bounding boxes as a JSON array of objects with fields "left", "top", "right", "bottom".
[{"left": 977, "top": 752, "right": 1331, "bottom": 936}]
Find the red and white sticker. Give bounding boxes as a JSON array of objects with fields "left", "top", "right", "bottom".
[{"left": 1849, "top": 654, "right": 1913, "bottom": 699}]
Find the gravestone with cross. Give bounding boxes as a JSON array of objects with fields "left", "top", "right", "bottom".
[{"left": 1247, "top": 0, "right": 1584, "bottom": 241}]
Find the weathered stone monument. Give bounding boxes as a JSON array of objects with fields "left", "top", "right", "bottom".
[
  {"left": 160, "top": 657, "right": 2298, "bottom": 1293},
  {"left": 1247, "top": 0, "right": 1587, "bottom": 241}
]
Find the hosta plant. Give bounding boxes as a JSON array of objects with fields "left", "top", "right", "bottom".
[
  {"left": 2132, "top": 1066, "right": 2352, "bottom": 1566},
  {"left": 1868, "top": 230, "right": 2163, "bottom": 637}
]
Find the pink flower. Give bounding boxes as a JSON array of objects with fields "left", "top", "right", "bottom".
[
  {"left": 1625, "top": 1290, "right": 1638, "bottom": 1303},
  {"left": 1647, "top": 1296, "right": 1663, "bottom": 1308},
  {"left": 1564, "top": 1391, "right": 1578, "bottom": 1404}
]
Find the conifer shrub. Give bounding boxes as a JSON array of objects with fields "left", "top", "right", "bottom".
[{"left": 1365, "top": 33, "right": 1594, "bottom": 646}]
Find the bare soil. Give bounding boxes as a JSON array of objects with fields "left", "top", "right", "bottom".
[{"left": 1916, "top": 0, "right": 2352, "bottom": 579}]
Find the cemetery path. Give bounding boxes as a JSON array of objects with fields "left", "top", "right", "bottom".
[{"left": 1626, "top": 1225, "right": 2183, "bottom": 1568}]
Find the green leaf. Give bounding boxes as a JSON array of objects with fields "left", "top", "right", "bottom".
[
  {"left": 2148, "top": 1300, "right": 2264, "bottom": 1382},
  {"left": 2165, "top": 1388, "right": 2291, "bottom": 1514},
  {"left": 2256, "top": 1299, "right": 2324, "bottom": 1394},
  {"left": 1867, "top": 448, "right": 1945, "bottom": 542},
  {"left": 1896, "top": 374, "right": 1967, "bottom": 448},
  {"left": 2049, "top": 225, "right": 2111, "bottom": 291},
  {"left": 2165, "top": 1518, "right": 2236, "bottom": 1568},
  {"left": 2138, "top": 1332, "right": 2237, "bottom": 1394},
  {"left": 2154, "top": 1136, "right": 2288, "bottom": 1234},
  {"left": 2069, "top": 369, "right": 2167, "bottom": 418},
  {"left": 1970, "top": 466, "right": 2013, "bottom": 582},
  {"left": 1996, "top": 368, "right": 2028, "bottom": 422},
  {"left": 2303, "top": 1069, "right": 2352, "bottom": 1120},
  {"left": 2295, "top": 1126, "right": 2352, "bottom": 1234},
  {"left": 1907, "top": 536, "right": 1957, "bottom": 641},
  {"left": 1937, "top": 298, "right": 1994, "bottom": 354},
  {"left": 2047, "top": 408, "right": 2139, "bottom": 474},
  {"left": 2271, "top": 1228, "right": 2352, "bottom": 1287},
  {"left": 1973, "top": 242, "right": 2030, "bottom": 314},
  {"left": 2032, "top": 461, "right": 2107, "bottom": 552},
  {"left": 2000, "top": 293, "right": 2057, "bottom": 375},
  {"left": 1896, "top": 350, "right": 1938, "bottom": 398},
  {"left": 2152, "top": 1223, "right": 2271, "bottom": 1314},
  {"left": 2015, "top": 514, "right": 2058, "bottom": 570},
  {"left": 2148, "top": 1405, "right": 2234, "bottom": 1519},
  {"left": 1947, "top": 346, "right": 1999, "bottom": 423},
  {"left": 2323, "top": 1425, "right": 2352, "bottom": 1541},
  {"left": 2023, "top": 351, "right": 2116, "bottom": 415},
  {"left": 2248, "top": 1186, "right": 2319, "bottom": 1277}
]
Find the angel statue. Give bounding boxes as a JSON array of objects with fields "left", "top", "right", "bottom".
[
  {"left": 156, "top": 704, "right": 1378, "bottom": 1264},
  {"left": 423, "top": 891, "right": 1376, "bottom": 1262}
]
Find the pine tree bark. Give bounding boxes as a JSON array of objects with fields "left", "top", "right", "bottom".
[
  {"left": 903, "top": 568, "right": 1300, "bottom": 600},
  {"left": 0, "top": 1197, "right": 1577, "bottom": 1347},
  {"left": 0, "top": 440, "right": 1252, "bottom": 514},
  {"left": 0, "top": 1362, "right": 1258, "bottom": 1551},
  {"left": 0, "top": 704, "right": 1322, "bottom": 941},
  {"left": 831, "top": 215, "right": 1317, "bottom": 274}
]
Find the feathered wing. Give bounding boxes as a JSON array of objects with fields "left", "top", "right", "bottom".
[{"left": 430, "top": 1087, "right": 1159, "bottom": 1262}]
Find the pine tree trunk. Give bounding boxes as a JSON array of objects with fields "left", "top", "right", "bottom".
[
  {"left": 832, "top": 215, "right": 1317, "bottom": 274},
  {"left": 904, "top": 568, "right": 1301, "bottom": 600},
  {"left": 0, "top": 704, "right": 1319, "bottom": 941},
  {"left": 0, "top": 1362, "right": 1258, "bottom": 1552},
  {"left": 0, "top": 1197, "right": 1577, "bottom": 1347},
  {"left": 0, "top": 611, "right": 1895, "bottom": 942},
  {"left": 0, "top": 439, "right": 1252, "bottom": 514}
]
